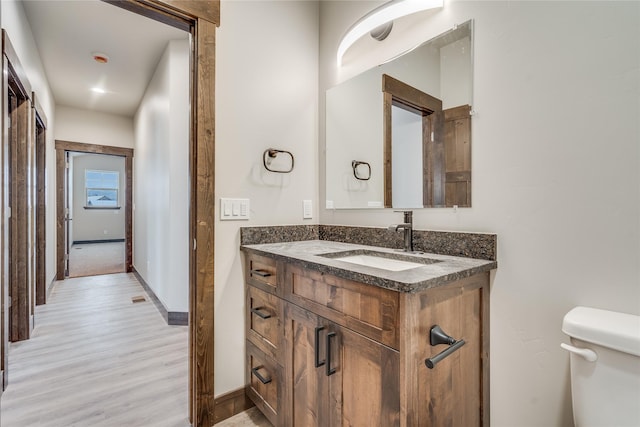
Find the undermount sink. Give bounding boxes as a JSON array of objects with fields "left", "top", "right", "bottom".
[{"left": 321, "top": 250, "right": 440, "bottom": 272}]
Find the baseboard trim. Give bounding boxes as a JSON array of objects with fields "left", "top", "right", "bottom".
[
  {"left": 46, "top": 275, "right": 57, "bottom": 300},
  {"left": 132, "top": 267, "right": 188, "bottom": 326},
  {"left": 214, "top": 387, "right": 254, "bottom": 424},
  {"left": 72, "top": 239, "right": 125, "bottom": 245}
]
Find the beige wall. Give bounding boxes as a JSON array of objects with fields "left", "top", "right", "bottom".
[
  {"left": 319, "top": 1, "right": 640, "bottom": 426},
  {"left": 55, "top": 106, "right": 134, "bottom": 149},
  {"left": 71, "top": 154, "right": 125, "bottom": 242},
  {"left": 133, "top": 39, "right": 189, "bottom": 313},
  {"left": 214, "top": 0, "right": 319, "bottom": 395}
]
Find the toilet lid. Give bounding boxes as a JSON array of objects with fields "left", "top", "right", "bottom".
[{"left": 562, "top": 306, "right": 640, "bottom": 356}]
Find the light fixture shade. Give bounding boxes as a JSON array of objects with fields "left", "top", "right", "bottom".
[{"left": 337, "top": 0, "right": 444, "bottom": 66}]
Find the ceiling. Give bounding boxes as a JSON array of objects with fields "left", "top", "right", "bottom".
[{"left": 21, "top": 0, "right": 188, "bottom": 117}]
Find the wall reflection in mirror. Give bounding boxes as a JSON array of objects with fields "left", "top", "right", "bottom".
[{"left": 326, "top": 20, "right": 473, "bottom": 209}]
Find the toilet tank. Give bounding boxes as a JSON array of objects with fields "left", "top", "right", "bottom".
[{"left": 562, "top": 306, "right": 640, "bottom": 427}]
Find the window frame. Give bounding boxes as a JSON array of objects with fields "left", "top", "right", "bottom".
[{"left": 84, "top": 169, "right": 120, "bottom": 210}]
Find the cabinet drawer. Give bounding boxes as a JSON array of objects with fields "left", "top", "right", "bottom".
[
  {"left": 284, "top": 264, "right": 400, "bottom": 350},
  {"left": 246, "top": 253, "right": 278, "bottom": 294},
  {"left": 246, "top": 341, "right": 280, "bottom": 426},
  {"left": 247, "top": 285, "right": 281, "bottom": 360}
]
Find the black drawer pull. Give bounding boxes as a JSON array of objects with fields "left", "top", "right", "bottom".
[
  {"left": 251, "top": 366, "right": 272, "bottom": 384},
  {"left": 250, "top": 269, "right": 272, "bottom": 278},
  {"left": 314, "top": 326, "right": 326, "bottom": 367},
  {"left": 326, "top": 331, "right": 337, "bottom": 376},
  {"left": 251, "top": 307, "right": 272, "bottom": 319}
]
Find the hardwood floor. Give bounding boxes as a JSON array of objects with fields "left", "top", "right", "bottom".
[
  {"left": 215, "top": 407, "right": 272, "bottom": 427},
  {"left": 0, "top": 273, "right": 189, "bottom": 426}
]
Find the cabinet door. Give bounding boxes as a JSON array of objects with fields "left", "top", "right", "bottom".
[
  {"left": 283, "top": 303, "right": 329, "bottom": 427},
  {"left": 327, "top": 323, "right": 400, "bottom": 427}
]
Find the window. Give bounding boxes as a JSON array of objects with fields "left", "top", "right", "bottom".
[{"left": 85, "top": 169, "right": 119, "bottom": 208}]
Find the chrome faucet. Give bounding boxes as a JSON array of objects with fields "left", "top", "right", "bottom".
[{"left": 388, "top": 210, "right": 413, "bottom": 252}]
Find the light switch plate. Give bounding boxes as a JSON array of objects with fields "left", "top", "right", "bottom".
[
  {"left": 303, "top": 200, "right": 312, "bottom": 219},
  {"left": 220, "top": 198, "right": 250, "bottom": 220}
]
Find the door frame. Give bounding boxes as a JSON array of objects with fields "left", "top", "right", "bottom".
[
  {"left": 83, "top": 2, "right": 218, "bottom": 425},
  {"left": 2, "top": 28, "right": 36, "bottom": 390},
  {"left": 55, "top": 140, "right": 134, "bottom": 279},
  {"left": 33, "top": 93, "right": 47, "bottom": 306},
  {"left": 382, "top": 73, "right": 443, "bottom": 208}
]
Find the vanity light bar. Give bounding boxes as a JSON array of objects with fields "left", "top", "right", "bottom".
[{"left": 337, "top": 0, "right": 444, "bottom": 66}]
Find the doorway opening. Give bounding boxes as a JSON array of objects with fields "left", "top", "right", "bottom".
[
  {"left": 55, "top": 141, "right": 133, "bottom": 280},
  {"left": 1, "top": 1, "right": 218, "bottom": 424},
  {"left": 66, "top": 152, "right": 127, "bottom": 278}
]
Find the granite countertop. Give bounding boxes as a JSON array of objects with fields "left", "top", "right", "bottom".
[{"left": 241, "top": 240, "right": 497, "bottom": 293}]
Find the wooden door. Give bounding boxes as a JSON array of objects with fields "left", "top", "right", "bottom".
[
  {"left": 444, "top": 105, "right": 472, "bottom": 207},
  {"left": 327, "top": 323, "right": 400, "bottom": 427},
  {"left": 283, "top": 302, "right": 329, "bottom": 427},
  {"left": 7, "top": 74, "right": 33, "bottom": 343}
]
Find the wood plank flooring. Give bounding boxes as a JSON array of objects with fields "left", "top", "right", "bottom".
[
  {"left": 215, "top": 407, "right": 271, "bottom": 427},
  {"left": 0, "top": 273, "right": 189, "bottom": 426}
]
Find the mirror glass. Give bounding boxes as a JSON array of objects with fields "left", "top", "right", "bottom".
[{"left": 326, "top": 20, "right": 473, "bottom": 209}]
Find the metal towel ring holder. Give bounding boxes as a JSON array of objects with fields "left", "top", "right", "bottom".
[
  {"left": 352, "top": 160, "right": 371, "bottom": 181},
  {"left": 263, "top": 149, "right": 294, "bottom": 173}
]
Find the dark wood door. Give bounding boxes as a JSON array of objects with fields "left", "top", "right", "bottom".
[{"left": 444, "top": 105, "right": 472, "bottom": 207}]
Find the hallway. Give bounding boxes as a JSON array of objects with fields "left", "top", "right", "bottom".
[{"left": 0, "top": 273, "right": 189, "bottom": 426}]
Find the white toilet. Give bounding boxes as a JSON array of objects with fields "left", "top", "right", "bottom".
[{"left": 562, "top": 306, "right": 640, "bottom": 427}]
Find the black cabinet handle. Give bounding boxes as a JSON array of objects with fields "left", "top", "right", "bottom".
[
  {"left": 326, "top": 331, "right": 337, "bottom": 376},
  {"left": 251, "top": 366, "right": 272, "bottom": 384},
  {"left": 314, "top": 326, "right": 326, "bottom": 367},
  {"left": 250, "top": 307, "right": 272, "bottom": 319},
  {"left": 250, "top": 269, "right": 271, "bottom": 278}
]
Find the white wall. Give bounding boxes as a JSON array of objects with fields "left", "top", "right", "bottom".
[
  {"left": 215, "top": 0, "right": 319, "bottom": 396},
  {"left": 1, "top": 0, "right": 57, "bottom": 287},
  {"left": 320, "top": 1, "right": 640, "bottom": 426},
  {"left": 71, "top": 154, "right": 125, "bottom": 242},
  {"left": 441, "top": 35, "right": 472, "bottom": 109},
  {"left": 326, "top": 68, "right": 384, "bottom": 207},
  {"left": 55, "top": 106, "right": 134, "bottom": 149},
  {"left": 391, "top": 106, "right": 422, "bottom": 208},
  {"left": 133, "top": 39, "right": 189, "bottom": 314}
]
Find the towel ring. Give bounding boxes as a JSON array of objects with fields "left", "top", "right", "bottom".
[
  {"left": 263, "top": 149, "right": 294, "bottom": 173},
  {"left": 352, "top": 160, "right": 371, "bottom": 181}
]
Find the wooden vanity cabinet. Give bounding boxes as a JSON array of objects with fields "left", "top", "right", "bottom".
[
  {"left": 281, "top": 302, "right": 400, "bottom": 427},
  {"left": 244, "top": 252, "right": 490, "bottom": 427}
]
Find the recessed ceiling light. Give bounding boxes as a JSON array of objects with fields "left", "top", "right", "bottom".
[
  {"left": 92, "top": 52, "right": 109, "bottom": 64},
  {"left": 91, "top": 87, "right": 106, "bottom": 94}
]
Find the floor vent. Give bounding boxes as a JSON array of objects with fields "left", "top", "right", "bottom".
[{"left": 131, "top": 295, "right": 146, "bottom": 303}]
